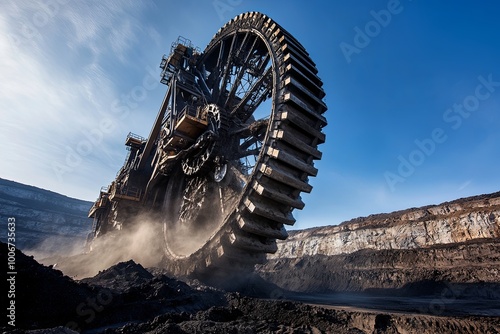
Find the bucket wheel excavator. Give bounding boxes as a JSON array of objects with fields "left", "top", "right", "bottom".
[{"left": 88, "top": 12, "right": 327, "bottom": 279}]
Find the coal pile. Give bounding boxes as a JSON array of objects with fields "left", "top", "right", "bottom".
[
  {"left": 3, "top": 242, "right": 500, "bottom": 334},
  {"left": 1, "top": 242, "right": 96, "bottom": 330},
  {"left": 1, "top": 242, "right": 225, "bottom": 332},
  {"left": 80, "top": 260, "right": 154, "bottom": 292}
]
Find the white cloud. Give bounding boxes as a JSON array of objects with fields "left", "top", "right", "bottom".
[
  {"left": 59, "top": 1, "right": 147, "bottom": 63},
  {"left": 0, "top": 1, "right": 156, "bottom": 200}
]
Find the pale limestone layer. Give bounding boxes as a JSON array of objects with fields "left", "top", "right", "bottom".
[{"left": 271, "top": 195, "right": 500, "bottom": 259}]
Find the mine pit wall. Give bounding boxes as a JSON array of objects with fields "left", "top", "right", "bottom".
[
  {"left": 258, "top": 193, "right": 500, "bottom": 293},
  {"left": 269, "top": 195, "right": 500, "bottom": 259}
]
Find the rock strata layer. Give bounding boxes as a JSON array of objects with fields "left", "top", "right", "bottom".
[
  {"left": 259, "top": 192, "right": 500, "bottom": 293},
  {"left": 271, "top": 192, "right": 500, "bottom": 259}
]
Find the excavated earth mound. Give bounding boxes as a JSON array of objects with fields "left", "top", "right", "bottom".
[
  {"left": 2, "top": 242, "right": 500, "bottom": 334},
  {"left": 1, "top": 242, "right": 225, "bottom": 332}
]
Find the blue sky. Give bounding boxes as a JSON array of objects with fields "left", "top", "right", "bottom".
[{"left": 1, "top": 0, "right": 499, "bottom": 230}]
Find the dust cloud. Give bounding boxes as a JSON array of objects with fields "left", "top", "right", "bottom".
[
  {"left": 34, "top": 184, "right": 235, "bottom": 279},
  {"left": 165, "top": 216, "right": 221, "bottom": 258},
  {"left": 37, "top": 215, "right": 165, "bottom": 279},
  {"left": 163, "top": 183, "right": 237, "bottom": 258},
  {"left": 25, "top": 235, "right": 87, "bottom": 260}
]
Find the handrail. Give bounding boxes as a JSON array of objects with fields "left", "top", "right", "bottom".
[{"left": 126, "top": 132, "right": 146, "bottom": 142}]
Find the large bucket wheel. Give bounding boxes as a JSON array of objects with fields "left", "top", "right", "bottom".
[{"left": 161, "top": 12, "right": 327, "bottom": 279}]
